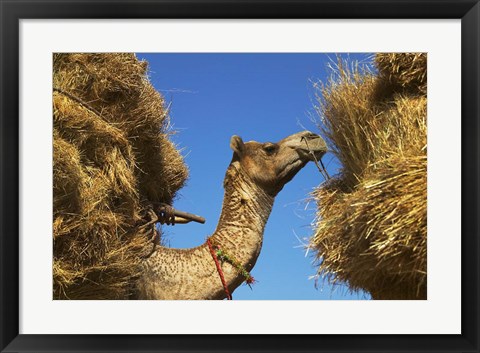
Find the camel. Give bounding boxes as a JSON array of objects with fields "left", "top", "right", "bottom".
[{"left": 134, "top": 130, "right": 327, "bottom": 300}]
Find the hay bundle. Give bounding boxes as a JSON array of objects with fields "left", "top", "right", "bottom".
[
  {"left": 53, "top": 53, "right": 188, "bottom": 299},
  {"left": 375, "top": 53, "right": 427, "bottom": 94},
  {"left": 312, "top": 53, "right": 427, "bottom": 299}
]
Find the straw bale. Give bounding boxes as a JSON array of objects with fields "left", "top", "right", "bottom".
[
  {"left": 375, "top": 53, "right": 427, "bottom": 94},
  {"left": 312, "top": 53, "right": 427, "bottom": 299},
  {"left": 53, "top": 53, "right": 188, "bottom": 299}
]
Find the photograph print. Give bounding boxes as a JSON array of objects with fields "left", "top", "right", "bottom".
[{"left": 52, "top": 52, "right": 427, "bottom": 300}]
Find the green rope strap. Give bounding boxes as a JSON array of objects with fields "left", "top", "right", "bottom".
[{"left": 208, "top": 239, "right": 256, "bottom": 287}]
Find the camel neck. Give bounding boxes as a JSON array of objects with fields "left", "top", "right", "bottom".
[
  {"left": 209, "top": 163, "right": 275, "bottom": 258},
  {"left": 134, "top": 163, "right": 276, "bottom": 300}
]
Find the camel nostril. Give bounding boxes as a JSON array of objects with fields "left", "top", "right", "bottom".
[
  {"left": 298, "top": 131, "right": 317, "bottom": 139},
  {"left": 300, "top": 132, "right": 321, "bottom": 144},
  {"left": 304, "top": 132, "right": 319, "bottom": 140}
]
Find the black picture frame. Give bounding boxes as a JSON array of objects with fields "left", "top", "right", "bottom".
[{"left": 1, "top": 1, "right": 478, "bottom": 352}]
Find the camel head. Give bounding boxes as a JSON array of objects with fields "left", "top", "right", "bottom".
[{"left": 229, "top": 131, "right": 327, "bottom": 196}]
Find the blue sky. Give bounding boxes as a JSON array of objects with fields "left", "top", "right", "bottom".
[{"left": 136, "top": 53, "right": 372, "bottom": 300}]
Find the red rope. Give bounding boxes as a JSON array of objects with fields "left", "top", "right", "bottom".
[{"left": 207, "top": 238, "right": 232, "bottom": 300}]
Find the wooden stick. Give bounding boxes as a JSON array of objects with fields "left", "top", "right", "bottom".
[
  {"left": 152, "top": 202, "right": 206, "bottom": 224},
  {"left": 171, "top": 208, "right": 206, "bottom": 224},
  {"left": 173, "top": 216, "right": 196, "bottom": 224}
]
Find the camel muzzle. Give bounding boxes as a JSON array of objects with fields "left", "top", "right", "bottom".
[{"left": 285, "top": 131, "right": 327, "bottom": 161}]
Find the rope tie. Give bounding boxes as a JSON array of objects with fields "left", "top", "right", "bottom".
[
  {"left": 301, "top": 135, "right": 330, "bottom": 181},
  {"left": 53, "top": 87, "right": 104, "bottom": 119},
  {"left": 207, "top": 238, "right": 232, "bottom": 300}
]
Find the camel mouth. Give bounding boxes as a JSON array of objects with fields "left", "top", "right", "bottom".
[
  {"left": 297, "top": 134, "right": 328, "bottom": 162},
  {"left": 283, "top": 131, "right": 327, "bottom": 156}
]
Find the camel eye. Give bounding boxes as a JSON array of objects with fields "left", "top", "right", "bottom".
[{"left": 263, "top": 143, "right": 277, "bottom": 154}]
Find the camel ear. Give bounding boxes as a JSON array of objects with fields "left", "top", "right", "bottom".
[{"left": 230, "top": 135, "right": 245, "bottom": 156}]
